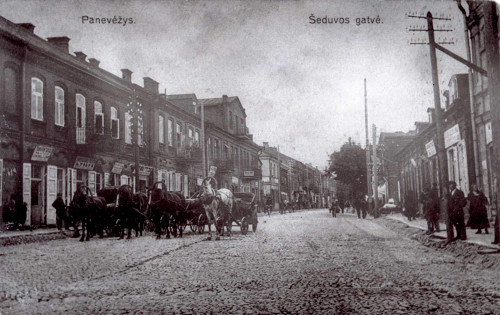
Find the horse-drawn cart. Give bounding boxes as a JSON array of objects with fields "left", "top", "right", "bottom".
[{"left": 232, "top": 192, "right": 258, "bottom": 235}]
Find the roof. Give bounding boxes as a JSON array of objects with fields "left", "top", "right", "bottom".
[{"left": 198, "top": 96, "right": 238, "bottom": 107}]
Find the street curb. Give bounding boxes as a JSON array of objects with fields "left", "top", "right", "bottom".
[
  {"left": 385, "top": 216, "right": 500, "bottom": 250},
  {"left": 0, "top": 230, "right": 67, "bottom": 247}
]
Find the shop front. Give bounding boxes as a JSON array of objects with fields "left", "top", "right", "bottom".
[{"left": 444, "top": 124, "right": 470, "bottom": 195}]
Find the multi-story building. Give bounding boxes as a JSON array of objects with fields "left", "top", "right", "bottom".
[
  {"left": 396, "top": 74, "right": 475, "bottom": 210},
  {"left": 0, "top": 16, "right": 262, "bottom": 227},
  {"left": 466, "top": 1, "right": 498, "bottom": 207}
]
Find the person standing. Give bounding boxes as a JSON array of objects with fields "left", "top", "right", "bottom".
[
  {"left": 429, "top": 183, "right": 441, "bottom": 233},
  {"left": 52, "top": 193, "right": 66, "bottom": 230},
  {"left": 447, "top": 181, "right": 467, "bottom": 241},
  {"left": 404, "top": 190, "right": 417, "bottom": 221},
  {"left": 421, "top": 187, "right": 433, "bottom": 234},
  {"left": 468, "top": 184, "right": 489, "bottom": 234}
]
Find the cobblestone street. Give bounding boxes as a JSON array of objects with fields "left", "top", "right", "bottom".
[{"left": 2, "top": 210, "right": 500, "bottom": 314}]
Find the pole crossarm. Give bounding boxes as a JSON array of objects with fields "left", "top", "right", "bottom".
[{"left": 434, "top": 42, "right": 488, "bottom": 76}]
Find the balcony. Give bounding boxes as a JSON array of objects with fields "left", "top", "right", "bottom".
[
  {"left": 212, "top": 158, "right": 234, "bottom": 173},
  {"left": 174, "top": 145, "right": 202, "bottom": 164}
]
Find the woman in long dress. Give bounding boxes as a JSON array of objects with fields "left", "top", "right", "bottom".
[{"left": 468, "top": 184, "right": 490, "bottom": 234}]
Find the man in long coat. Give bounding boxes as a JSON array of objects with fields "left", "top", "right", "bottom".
[{"left": 447, "top": 181, "right": 467, "bottom": 241}]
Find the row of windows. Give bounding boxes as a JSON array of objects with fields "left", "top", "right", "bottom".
[
  {"left": 206, "top": 137, "right": 257, "bottom": 168},
  {"left": 158, "top": 115, "right": 200, "bottom": 148}
]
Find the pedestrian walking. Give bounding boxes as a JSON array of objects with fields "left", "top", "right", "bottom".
[
  {"left": 52, "top": 193, "right": 67, "bottom": 230},
  {"left": 330, "top": 200, "right": 337, "bottom": 217},
  {"left": 467, "top": 184, "right": 489, "bottom": 234},
  {"left": 404, "top": 190, "right": 417, "bottom": 221},
  {"left": 422, "top": 186, "right": 440, "bottom": 234},
  {"left": 447, "top": 181, "right": 467, "bottom": 241}
]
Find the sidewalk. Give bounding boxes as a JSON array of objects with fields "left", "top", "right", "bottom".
[
  {"left": 386, "top": 213, "right": 500, "bottom": 250},
  {"left": 0, "top": 227, "right": 66, "bottom": 246}
]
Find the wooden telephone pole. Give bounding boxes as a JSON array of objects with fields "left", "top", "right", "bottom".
[{"left": 364, "top": 79, "right": 372, "bottom": 214}]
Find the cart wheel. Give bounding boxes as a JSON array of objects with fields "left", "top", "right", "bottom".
[
  {"left": 198, "top": 214, "right": 206, "bottom": 234},
  {"left": 252, "top": 214, "right": 258, "bottom": 232},
  {"left": 241, "top": 217, "right": 249, "bottom": 235}
]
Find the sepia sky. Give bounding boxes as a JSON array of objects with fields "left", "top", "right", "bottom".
[{"left": 0, "top": 0, "right": 470, "bottom": 168}]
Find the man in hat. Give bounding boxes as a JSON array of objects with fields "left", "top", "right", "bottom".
[{"left": 447, "top": 181, "right": 467, "bottom": 240}]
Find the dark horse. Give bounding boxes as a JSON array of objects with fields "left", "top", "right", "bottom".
[
  {"left": 116, "top": 185, "right": 149, "bottom": 239},
  {"left": 148, "top": 182, "right": 188, "bottom": 240},
  {"left": 69, "top": 186, "right": 107, "bottom": 242}
]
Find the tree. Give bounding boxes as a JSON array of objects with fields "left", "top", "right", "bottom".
[{"left": 328, "top": 141, "right": 367, "bottom": 203}]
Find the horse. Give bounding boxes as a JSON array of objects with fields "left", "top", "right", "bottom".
[
  {"left": 200, "top": 177, "right": 234, "bottom": 240},
  {"left": 148, "top": 182, "right": 188, "bottom": 240},
  {"left": 69, "top": 186, "right": 107, "bottom": 242}
]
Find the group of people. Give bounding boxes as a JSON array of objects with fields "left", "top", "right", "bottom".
[
  {"left": 2, "top": 192, "right": 27, "bottom": 230},
  {"left": 2, "top": 192, "right": 69, "bottom": 231},
  {"left": 407, "top": 181, "right": 490, "bottom": 240}
]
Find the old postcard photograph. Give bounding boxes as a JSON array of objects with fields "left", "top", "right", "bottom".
[{"left": 1, "top": 0, "right": 500, "bottom": 313}]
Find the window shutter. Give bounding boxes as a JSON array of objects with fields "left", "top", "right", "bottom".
[
  {"left": 112, "top": 120, "right": 118, "bottom": 138},
  {"left": 23, "top": 163, "right": 31, "bottom": 226},
  {"left": 46, "top": 165, "right": 57, "bottom": 225}
]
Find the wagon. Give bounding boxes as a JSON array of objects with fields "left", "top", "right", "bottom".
[
  {"left": 231, "top": 192, "right": 258, "bottom": 235},
  {"left": 185, "top": 191, "right": 208, "bottom": 234}
]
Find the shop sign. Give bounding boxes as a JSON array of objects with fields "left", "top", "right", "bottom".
[
  {"left": 486, "top": 122, "right": 493, "bottom": 144},
  {"left": 31, "top": 145, "right": 54, "bottom": 162},
  {"left": 244, "top": 171, "right": 255, "bottom": 177},
  {"left": 208, "top": 166, "right": 217, "bottom": 177},
  {"left": 139, "top": 165, "right": 153, "bottom": 177},
  {"left": 444, "top": 124, "right": 460, "bottom": 148},
  {"left": 425, "top": 140, "right": 436, "bottom": 157},
  {"left": 74, "top": 156, "right": 96, "bottom": 170},
  {"left": 111, "top": 162, "right": 125, "bottom": 174}
]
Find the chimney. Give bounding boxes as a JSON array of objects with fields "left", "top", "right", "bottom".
[
  {"left": 88, "top": 58, "right": 100, "bottom": 67},
  {"left": 121, "top": 69, "right": 133, "bottom": 83},
  {"left": 143, "top": 77, "right": 159, "bottom": 95},
  {"left": 263, "top": 142, "right": 269, "bottom": 149},
  {"left": 17, "top": 23, "right": 35, "bottom": 33},
  {"left": 74, "top": 51, "right": 87, "bottom": 61},
  {"left": 222, "top": 94, "right": 228, "bottom": 103},
  {"left": 47, "top": 37, "right": 70, "bottom": 52}
]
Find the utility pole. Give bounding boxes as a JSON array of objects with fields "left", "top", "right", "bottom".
[
  {"left": 426, "top": 12, "right": 453, "bottom": 240},
  {"left": 132, "top": 88, "right": 140, "bottom": 193},
  {"left": 364, "top": 78, "right": 372, "bottom": 213},
  {"left": 277, "top": 145, "right": 281, "bottom": 209},
  {"left": 483, "top": 2, "right": 500, "bottom": 244},
  {"left": 372, "top": 124, "right": 378, "bottom": 216},
  {"left": 306, "top": 164, "right": 309, "bottom": 208}
]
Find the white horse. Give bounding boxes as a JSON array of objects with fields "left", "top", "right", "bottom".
[{"left": 200, "top": 177, "right": 233, "bottom": 240}]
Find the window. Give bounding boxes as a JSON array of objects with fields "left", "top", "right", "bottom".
[
  {"left": 54, "top": 86, "right": 65, "bottom": 126},
  {"left": 4, "top": 67, "right": 18, "bottom": 114},
  {"left": 94, "top": 101, "right": 104, "bottom": 134},
  {"left": 31, "top": 77, "right": 43, "bottom": 120},
  {"left": 159, "top": 115, "right": 165, "bottom": 144},
  {"left": 111, "top": 107, "right": 119, "bottom": 139},
  {"left": 167, "top": 118, "right": 173, "bottom": 146},
  {"left": 188, "top": 127, "right": 193, "bottom": 147},
  {"left": 125, "top": 112, "right": 133, "bottom": 144},
  {"left": 138, "top": 115, "right": 144, "bottom": 146},
  {"left": 214, "top": 139, "right": 219, "bottom": 159},
  {"left": 76, "top": 94, "right": 86, "bottom": 144},
  {"left": 194, "top": 130, "right": 200, "bottom": 147},
  {"left": 176, "top": 122, "right": 182, "bottom": 147}
]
